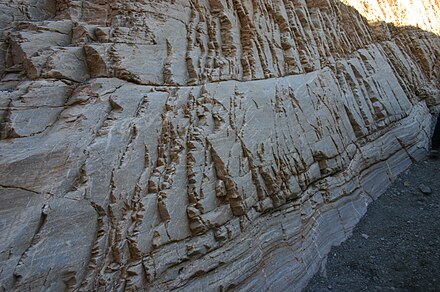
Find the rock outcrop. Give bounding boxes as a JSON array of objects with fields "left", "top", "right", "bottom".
[{"left": 0, "top": 0, "right": 439, "bottom": 291}]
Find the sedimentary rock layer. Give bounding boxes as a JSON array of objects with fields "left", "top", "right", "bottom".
[{"left": 0, "top": 0, "right": 439, "bottom": 291}]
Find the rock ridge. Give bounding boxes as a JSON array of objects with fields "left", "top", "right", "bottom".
[{"left": 0, "top": 0, "right": 439, "bottom": 291}]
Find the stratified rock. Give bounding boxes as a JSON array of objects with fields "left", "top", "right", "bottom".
[{"left": 0, "top": 0, "right": 439, "bottom": 291}]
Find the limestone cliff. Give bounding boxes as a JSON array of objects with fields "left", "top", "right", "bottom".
[{"left": 0, "top": 0, "right": 439, "bottom": 291}]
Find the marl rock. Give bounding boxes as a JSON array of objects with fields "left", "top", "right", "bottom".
[{"left": 0, "top": 0, "right": 439, "bottom": 291}]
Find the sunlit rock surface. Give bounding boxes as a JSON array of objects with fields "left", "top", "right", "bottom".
[
  {"left": 342, "top": 0, "right": 440, "bottom": 34},
  {"left": 0, "top": 0, "right": 439, "bottom": 291}
]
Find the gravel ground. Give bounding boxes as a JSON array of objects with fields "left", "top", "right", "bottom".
[{"left": 305, "top": 153, "right": 440, "bottom": 292}]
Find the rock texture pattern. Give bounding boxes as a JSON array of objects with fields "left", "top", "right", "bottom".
[{"left": 0, "top": 0, "right": 439, "bottom": 291}]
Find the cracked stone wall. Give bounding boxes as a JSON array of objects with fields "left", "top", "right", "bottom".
[{"left": 0, "top": 0, "right": 439, "bottom": 291}]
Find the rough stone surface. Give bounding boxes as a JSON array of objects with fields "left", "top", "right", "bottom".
[
  {"left": 419, "top": 184, "right": 432, "bottom": 195},
  {"left": 305, "top": 157, "right": 440, "bottom": 291},
  {"left": 0, "top": 0, "right": 439, "bottom": 291}
]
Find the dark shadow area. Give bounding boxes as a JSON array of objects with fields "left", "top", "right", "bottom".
[{"left": 433, "top": 115, "right": 440, "bottom": 149}]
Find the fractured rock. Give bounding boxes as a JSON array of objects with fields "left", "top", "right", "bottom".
[{"left": 0, "top": 0, "right": 439, "bottom": 291}]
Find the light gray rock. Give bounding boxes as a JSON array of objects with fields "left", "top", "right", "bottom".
[{"left": 0, "top": 0, "right": 439, "bottom": 291}]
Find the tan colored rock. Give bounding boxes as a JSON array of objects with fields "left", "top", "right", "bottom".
[
  {"left": 342, "top": 0, "right": 440, "bottom": 34},
  {"left": 0, "top": 0, "right": 439, "bottom": 291}
]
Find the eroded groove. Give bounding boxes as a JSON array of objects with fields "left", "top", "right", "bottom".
[{"left": 0, "top": 0, "right": 438, "bottom": 291}]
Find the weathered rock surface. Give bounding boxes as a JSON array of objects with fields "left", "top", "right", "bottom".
[{"left": 0, "top": 0, "right": 439, "bottom": 291}]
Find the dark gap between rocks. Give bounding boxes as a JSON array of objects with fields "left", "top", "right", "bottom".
[{"left": 432, "top": 114, "right": 440, "bottom": 149}]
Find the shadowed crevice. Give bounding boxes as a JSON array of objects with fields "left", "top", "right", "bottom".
[{"left": 432, "top": 114, "right": 440, "bottom": 149}]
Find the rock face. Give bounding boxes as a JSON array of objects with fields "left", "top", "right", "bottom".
[{"left": 0, "top": 0, "right": 439, "bottom": 291}]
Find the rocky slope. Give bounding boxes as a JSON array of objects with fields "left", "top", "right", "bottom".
[
  {"left": 0, "top": 0, "right": 439, "bottom": 291},
  {"left": 305, "top": 157, "right": 440, "bottom": 291}
]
